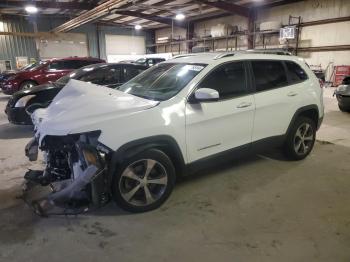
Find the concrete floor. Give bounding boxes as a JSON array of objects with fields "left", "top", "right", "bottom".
[{"left": 0, "top": 88, "right": 350, "bottom": 262}]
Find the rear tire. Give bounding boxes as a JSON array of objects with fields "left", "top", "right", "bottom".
[
  {"left": 20, "top": 80, "right": 37, "bottom": 90},
  {"left": 112, "top": 149, "right": 176, "bottom": 213},
  {"left": 283, "top": 117, "right": 316, "bottom": 160}
]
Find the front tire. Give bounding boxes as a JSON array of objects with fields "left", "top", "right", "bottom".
[
  {"left": 20, "top": 80, "right": 37, "bottom": 90},
  {"left": 112, "top": 149, "right": 176, "bottom": 213},
  {"left": 284, "top": 117, "right": 316, "bottom": 160}
]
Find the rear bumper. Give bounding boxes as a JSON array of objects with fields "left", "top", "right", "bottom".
[
  {"left": 5, "top": 106, "right": 32, "bottom": 125},
  {"left": 336, "top": 94, "right": 350, "bottom": 108}
]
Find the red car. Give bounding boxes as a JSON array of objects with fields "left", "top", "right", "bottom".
[{"left": 1, "top": 57, "right": 105, "bottom": 95}]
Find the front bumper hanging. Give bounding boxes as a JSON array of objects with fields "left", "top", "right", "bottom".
[{"left": 23, "top": 136, "right": 110, "bottom": 217}]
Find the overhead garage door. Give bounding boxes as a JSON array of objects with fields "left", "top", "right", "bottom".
[
  {"left": 105, "top": 34, "right": 146, "bottom": 55},
  {"left": 38, "top": 33, "right": 88, "bottom": 60}
]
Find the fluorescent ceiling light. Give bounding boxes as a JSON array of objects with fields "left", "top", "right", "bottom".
[
  {"left": 135, "top": 25, "right": 142, "bottom": 30},
  {"left": 25, "top": 5, "right": 38, "bottom": 14},
  {"left": 175, "top": 13, "right": 185, "bottom": 20}
]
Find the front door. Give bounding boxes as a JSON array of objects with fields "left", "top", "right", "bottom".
[{"left": 185, "top": 61, "right": 255, "bottom": 162}]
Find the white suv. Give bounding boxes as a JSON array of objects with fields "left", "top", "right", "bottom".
[{"left": 26, "top": 52, "right": 324, "bottom": 214}]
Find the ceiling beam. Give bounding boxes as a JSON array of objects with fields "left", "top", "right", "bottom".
[
  {"left": 113, "top": 10, "right": 187, "bottom": 28},
  {"left": 247, "top": 0, "right": 305, "bottom": 9},
  {"left": 0, "top": 1, "right": 97, "bottom": 10},
  {"left": 108, "top": 1, "right": 214, "bottom": 27},
  {"left": 52, "top": 0, "right": 126, "bottom": 32},
  {"left": 195, "top": 0, "right": 249, "bottom": 17}
]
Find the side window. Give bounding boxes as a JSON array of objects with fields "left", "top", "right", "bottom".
[
  {"left": 285, "top": 61, "right": 308, "bottom": 84},
  {"left": 63, "top": 60, "right": 79, "bottom": 69},
  {"left": 252, "top": 60, "right": 288, "bottom": 92},
  {"left": 124, "top": 66, "right": 144, "bottom": 81},
  {"left": 77, "top": 60, "right": 100, "bottom": 68},
  {"left": 102, "top": 67, "right": 121, "bottom": 85},
  {"left": 63, "top": 60, "right": 96, "bottom": 70},
  {"left": 199, "top": 61, "right": 247, "bottom": 99},
  {"left": 48, "top": 61, "right": 66, "bottom": 70},
  {"left": 147, "top": 59, "right": 154, "bottom": 67}
]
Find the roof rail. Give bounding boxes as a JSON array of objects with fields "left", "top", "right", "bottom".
[
  {"left": 245, "top": 49, "right": 292, "bottom": 56},
  {"left": 213, "top": 52, "right": 236, "bottom": 60},
  {"left": 172, "top": 54, "right": 199, "bottom": 59}
]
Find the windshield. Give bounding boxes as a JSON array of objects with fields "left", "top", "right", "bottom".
[
  {"left": 118, "top": 63, "right": 206, "bottom": 101},
  {"left": 21, "top": 61, "right": 45, "bottom": 72},
  {"left": 20, "top": 63, "right": 36, "bottom": 71},
  {"left": 135, "top": 58, "right": 146, "bottom": 64},
  {"left": 56, "top": 64, "right": 99, "bottom": 85}
]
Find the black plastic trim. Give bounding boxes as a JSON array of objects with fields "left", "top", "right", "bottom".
[
  {"left": 111, "top": 135, "right": 186, "bottom": 174},
  {"left": 286, "top": 104, "right": 320, "bottom": 133},
  {"left": 186, "top": 135, "right": 286, "bottom": 175}
]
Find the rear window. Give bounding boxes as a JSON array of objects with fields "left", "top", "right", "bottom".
[
  {"left": 285, "top": 61, "right": 308, "bottom": 84},
  {"left": 252, "top": 60, "right": 288, "bottom": 92}
]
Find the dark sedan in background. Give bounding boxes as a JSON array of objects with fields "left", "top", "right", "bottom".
[
  {"left": 5, "top": 63, "right": 147, "bottom": 125},
  {"left": 133, "top": 57, "right": 165, "bottom": 67},
  {"left": 334, "top": 76, "right": 350, "bottom": 112}
]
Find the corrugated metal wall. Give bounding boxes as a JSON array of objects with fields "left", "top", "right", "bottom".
[{"left": 0, "top": 18, "right": 38, "bottom": 69}]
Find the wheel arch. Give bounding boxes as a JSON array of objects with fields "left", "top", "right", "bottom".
[
  {"left": 110, "top": 135, "right": 186, "bottom": 176},
  {"left": 286, "top": 105, "right": 320, "bottom": 135},
  {"left": 19, "top": 79, "right": 39, "bottom": 88}
]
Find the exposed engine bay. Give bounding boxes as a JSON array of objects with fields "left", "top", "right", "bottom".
[{"left": 23, "top": 131, "right": 111, "bottom": 216}]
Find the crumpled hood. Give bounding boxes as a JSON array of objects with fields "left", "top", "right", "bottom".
[{"left": 33, "top": 79, "right": 159, "bottom": 139}]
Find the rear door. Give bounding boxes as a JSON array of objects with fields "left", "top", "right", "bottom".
[
  {"left": 185, "top": 61, "right": 255, "bottom": 162},
  {"left": 250, "top": 60, "right": 303, "bottom": 142}
]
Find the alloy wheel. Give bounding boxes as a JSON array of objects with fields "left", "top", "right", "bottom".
[
  {"left": 119, "top": 159, "right": 168, "bottom": 207},
  {"left": 23, "top": 83, "right": 34, "bottom": 89},
  {"left": 293, "top": 123, "right": 314, "bottom": 155}
]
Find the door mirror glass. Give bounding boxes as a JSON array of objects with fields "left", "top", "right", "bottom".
[{"left": 194, "top": 88, "right": 219, "bottom": 102}]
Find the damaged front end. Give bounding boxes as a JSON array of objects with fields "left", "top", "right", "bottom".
[{"left": 24, "top": 131, "right": 112, "bottom": 216}]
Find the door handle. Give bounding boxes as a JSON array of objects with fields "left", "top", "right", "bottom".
[
  {"left": 287, "top": 91, "right": 298, "bottom": 97},
  {"left": 236, "top": 102, "right": 252, "bottom": 108}
]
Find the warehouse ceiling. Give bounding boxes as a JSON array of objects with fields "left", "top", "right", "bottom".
[{"left": 0, "top": 0, "right": 303, "bottom": 30}]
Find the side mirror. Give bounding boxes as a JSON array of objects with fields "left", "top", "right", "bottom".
[{"left": 193, "top": 88, "right": 219, "bottom": 102}]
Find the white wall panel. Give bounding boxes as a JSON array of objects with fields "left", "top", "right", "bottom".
[
  {"left": 299, "top": 50, "right": 350, "bottom": 72},
  {"left": 38, "top": 33, "right": 88, "bottom": 59},
  {"left": 105, "top": 34, "right": 145, "bottom": 55},
  {"left": 194, "top": 15, "right": 248, "bottom": 38},
  {"left": 299, "top": 21, "right": 350, "bottom": 47},
  {"left": 258, "top": 0, "right": 350, "bottom": 24},
  {"left": 257, "top": 0, "right": 350, "bottom": 70}
]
